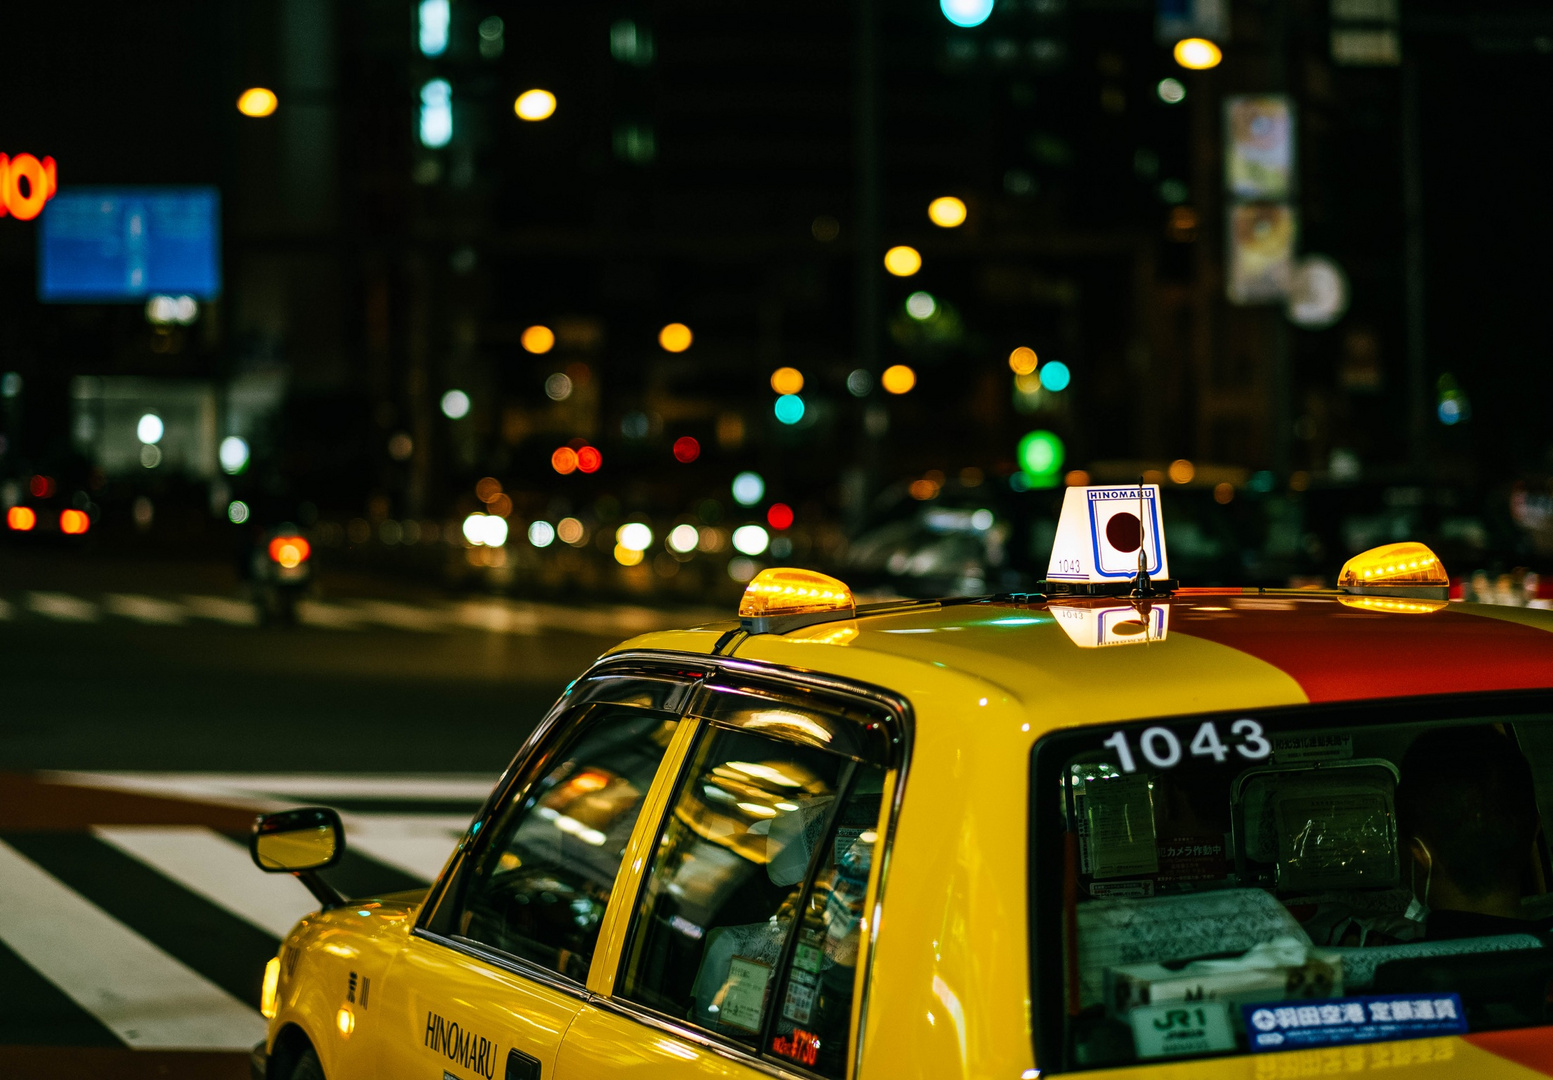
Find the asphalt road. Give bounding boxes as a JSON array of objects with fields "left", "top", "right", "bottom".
[{"left": 0, "top": 548, "right": 714, "bottom": 1078}]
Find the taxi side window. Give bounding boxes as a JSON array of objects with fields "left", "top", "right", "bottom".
[
  {"left": 428, "top": 705, "right": 678, "bottom": 981},
  {"left": 617, "top": 718, "right": 886, "bottom": 1078}
]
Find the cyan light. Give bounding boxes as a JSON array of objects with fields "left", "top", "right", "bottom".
[
  {"left": 420, "top": 79, "right": 453, "bottom": 148},
  {"left": 941, "top": 0, "right": 995, "bottom": 28},
  {"left": 1041, "top": 360, "right": 1071, "bottom": 392},
  {"left": 774, "top": 394, "right": 805, "bottom": 425},
  {"left": 418, "top": 0, "right": 450, "bottom": 56}
]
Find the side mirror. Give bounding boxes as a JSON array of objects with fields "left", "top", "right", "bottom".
[{"left": 251, "top": 807, "right": 345, "bottom": 873}]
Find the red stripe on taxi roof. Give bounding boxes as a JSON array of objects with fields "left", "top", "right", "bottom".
[
  {"left": 1173, "top": 600, "right": 1553, "bottom": 703},
  {"left": 1465, "top": 1028, "right": 1553, "bottom": 1077}
]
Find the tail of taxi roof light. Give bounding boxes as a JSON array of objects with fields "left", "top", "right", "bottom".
[
  {"left": 739, "top": 568, "right": 856, "bottom": 634},
  {"left": 1337, "top": 542, "right": 1449, "bottom": 600}
]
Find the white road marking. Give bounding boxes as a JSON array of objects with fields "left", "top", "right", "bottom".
[
  {"left": 349, "top": 599, "right": 447, "bottom": 633},
  {"left": 103, "top": 593, "right": 187, "bottom": 625},
  {"left": 0, "top": 839, "right": 267, "bottom": 1051},
  {"left": 297, "top": 600, "right": 363, "bottom": 629},
  {"left": 342, "top": 813, "right": 469, "bottom": 882},
  {"left": 182, "top": 595, "right": 259, "bottom": 625},
  {"left": 27, "top": 591, "right": 100, "bottom": 622},
  {"left": 452, "top": 599, "right": 542, "bottom": 634},
  {"left": 93, "top": 825, "right": 317, "bottom": 939}
]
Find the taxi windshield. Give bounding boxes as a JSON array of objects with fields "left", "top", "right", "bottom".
[{"left": 1031, "top": 695, "right": 1553, "bottom": 1071}]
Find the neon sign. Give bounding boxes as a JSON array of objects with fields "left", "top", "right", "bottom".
[{"left": 0, "top": 154, "right": 59, "bottom": 221}]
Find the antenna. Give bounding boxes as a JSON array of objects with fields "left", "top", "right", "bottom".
[{"left": 1132, "top": 475, "right": 1152, "bottom": 598}]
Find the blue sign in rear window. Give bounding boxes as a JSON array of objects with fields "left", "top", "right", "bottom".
[
  {"left": 38, "top": 187, "right": 221, "bottom": 301},
  {"left": 1244, "top": 993, "right": 1467, "bottom": 1052}
]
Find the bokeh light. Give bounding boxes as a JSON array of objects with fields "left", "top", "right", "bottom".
[
  {"left": 1040, "top": 360, "right": 1071, "bottom": 392},
  {"left": 528, "top": 520, "right": 556, "bottom": 547},
  {"left": 767, "top": 503, "right": 794, "bottom": 530},
  {"left": 1173, "top": 38, "right": 1222, "bottom": 70},
  {"left": 940, "top": 0, "right": 994, "bottom": 28},
  {"left": 881, "top": 364, "right": 917, "bottom": 395},
  {"left": 440, "top": 389, "right": 471, "bottom": 419},
  {"left": 237, "top": 88, "right": 278, "bottom": 117},
  {"left": 883, "top": 246, "right": 922, "bottom": 277},
  {"left": 614, "top": 544, "right": 644, "bottom": 567},
  {"left": 731, "top": 471, "right": 765, "bottom": 506},
  {"left": 557, "top": 517, "right": 584, "bottom": 544},
  {"left": 545, "top": 373, "right": 573, "bottom": 401},
  {"left": 616, "top": 522, "right": 653, "bottom": 552},
  {"left": 770, "top": 367, "right": 804, "bottom": 395},
  {"left": 846, "top": 369, "right": 872, "bottom": 397},
  {"left": 137, "top": 413, "right": 164, "bottom": 444},
  {"left": 668, "top": 523, "right": 700, "bottom": 553},
  {"left": 1214, "top": 482, "right": 1235, "bottom": 504},
  {"left": 659, "top": 323, "right": 693, "bottom": 352},
  {"left": 1065, "top": 470, "right": 1091, "bottom": 487},
  {"left": 551, "top": 446, "right": 578, "bottom": 474},
  {"left": 514, "top": 89, "right": 557, "bottom": 120},
  {"left": 927, "top": 196, "right": 967, "bottom": 227},
  {"left": 219, "top": 436, "right": 249, "bottom": 474},
  {"left": 1008, "top": 346, "right": 1038, "bottom": 375},
  {"left": 1168, "top": 458, "right": 1196, "bottom": 484},
  {"left": 1018, "top": 430, "right": 1065, "bottom": 485},
  {"left": 7, "top": 506, "right": 37, "bottom": 531},
  {"left": 774, "top": 394, "right": 805, "bottom": 425},
  {"left": 576, "top": 445, "right": 602, "bottom": 473},
  {"left": 59, "top": 509, "right": 90, "bottom": 535},
  {"left": 1157, "top": 77, "right": 1187, "bottom": 104},
  {"left": 732, "top": 524, "right": 770, "bottom": 556},
  {"left": 227, "top": 500, "right": 249, "bottom": 524},
  {"left": 672, "top": 436, "right": 700, "bottom": 463},
  {"left": 521, "top": 325, "right": 555, "bottom": 353},
  {"left": 906, "top": 291, "right": 937, "bottom": 320}
]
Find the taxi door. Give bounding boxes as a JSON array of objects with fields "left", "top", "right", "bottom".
[
  {"left": 370, "top": 672, "right": 699, "bottom": 1080},
  {"left": 556, "top": 673, "right": 902, "bottom": 1080}
]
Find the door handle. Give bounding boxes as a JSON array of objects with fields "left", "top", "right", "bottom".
[{"left": 506, "top": 1048, "right": 541, "bottom": 1080}]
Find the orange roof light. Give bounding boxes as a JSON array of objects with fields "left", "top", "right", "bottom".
[
  {"left": 739, "top": 568, "right": 855, "bottom": 633},
  {"left": 1337, "top": 542, "right": 1448, "bottom": 599}
]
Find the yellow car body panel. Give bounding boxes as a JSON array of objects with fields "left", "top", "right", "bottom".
[{"left": 263, "top": 595, "right": 1553, "bottom": 1080}]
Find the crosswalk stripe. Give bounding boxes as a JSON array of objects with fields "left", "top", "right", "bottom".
[
  {"left": 0, "top": 839, "right": 266, "bottom": 1051},
  {"left": 27, "top": 591, "right": 99, "bottom": 622},
  {"left": 297, "top": 600, "right": 364, "bottom": 629},
  {"left": 103, "top": 593, "right": 186, "bottom": 625},
  {"left": 94, "top": 826, "right": 317, "bottom": 940},
  {"left": 341, "top": 813, "right": 468, "bottom": 882},
  {"left": 45, "top": 770, "right": 498, "bottom": 805},
  {"left": 181, "top": 595, "right": 259, "bottom": 625},
  {"left": 347, "top": 599, "right": 446, "bottom": 633}
]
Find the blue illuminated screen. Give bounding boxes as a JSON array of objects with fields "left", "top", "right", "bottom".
[{"left": 38, "top": 187, "right": 221, "bottom": 301}]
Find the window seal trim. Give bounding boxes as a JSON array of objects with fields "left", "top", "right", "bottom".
[
  {"left": 409, "top": 927, "right": 590, "bottom": 1001},
  {"left": 595, "top": 649, "right": 914, "bottom": 1080}
]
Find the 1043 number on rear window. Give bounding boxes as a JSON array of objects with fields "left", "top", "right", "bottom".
[{"left": 1102, "top": 719, "right": 1271, "bottom": 773}]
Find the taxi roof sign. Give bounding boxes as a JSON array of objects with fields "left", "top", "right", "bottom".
[{"left": 1044, "top": 484, "right": 1174, "bottom": 596}]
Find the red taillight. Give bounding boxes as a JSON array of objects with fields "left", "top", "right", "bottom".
[
  {"left": 59, "top": 509, "right": 90, "bottom": 535},
  {"left": 29, "top": 475, "right": 54, "bottom": 498},
  {"left": 7, "top": 506, "right": 37, "bottom": 531},
  {"left": 268, "top": 536, "right": 311, "bottom": 568}
]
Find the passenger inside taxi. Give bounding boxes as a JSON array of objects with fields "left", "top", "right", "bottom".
[{"left": 1398, "top": 726, "right": 1550, "bottom": 941}]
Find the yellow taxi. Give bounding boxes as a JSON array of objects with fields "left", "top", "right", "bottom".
[{"left": 249, "top": 484, "right": 1553, "bottom": 1080}]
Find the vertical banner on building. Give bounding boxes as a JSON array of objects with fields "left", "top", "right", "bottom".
[
  {"left": 1228, "top": 204, "right": 1297, "bottom": 304},
  {"left": 1225, "top": 97, "right": 1295, "bottom": 200},
  {"left": 1224, "top": 95, "right": 1296, "bottom": 305}
]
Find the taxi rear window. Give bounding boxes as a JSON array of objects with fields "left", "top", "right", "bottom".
[{"left": 1030, "top": 694, "right": 1553, "bottom": 1071}]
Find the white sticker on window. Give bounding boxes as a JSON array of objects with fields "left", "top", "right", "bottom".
[
  {"left": 1130, "top": 1001, "right": 1237, "bottom": 1059},
  {"left": 718, "top": 956, "right": 772, "bottom": 1033}
]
